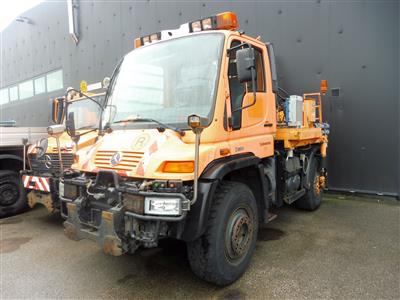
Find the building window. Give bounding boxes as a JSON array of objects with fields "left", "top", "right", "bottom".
[
  {"left": 34, "top": 76, "right": 46, "bottom": 95},
  {"left": 9, "top": 86, "right": 19, "bottom": 101},
  {"left": 19, "top": 80, "right": 34, "bottom": 99},
  {"left": 46, "top": 70, "right": 63, "bottom": 92},
  {"left": 0, "top": 88, "right": 9, "bottom": 105}
]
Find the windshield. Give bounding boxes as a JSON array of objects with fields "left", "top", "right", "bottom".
[
  {"left": 67, "top": 95, "right": 104, "bottom": 130},
  {"left": 107, "top": 33, "right": 224, "bottom": 128}
]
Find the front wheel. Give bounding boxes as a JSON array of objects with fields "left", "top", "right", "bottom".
[
  {"left": 187, "top": 181, "right": 258, "bottom": 286},
  {"left": 0, "top": 171, "right": 27, "bottom": 218}
]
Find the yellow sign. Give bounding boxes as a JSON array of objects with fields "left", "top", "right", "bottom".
[{"left": 80, "top": 80, "right": 88, "bottom": 93}]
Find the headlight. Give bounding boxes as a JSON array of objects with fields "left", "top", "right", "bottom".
[
  {"left": 123, "top": 194, "right": 144, "bottom": 214},
  {"left": 144, "top": 197, "right": 181, "bottom": 216}
]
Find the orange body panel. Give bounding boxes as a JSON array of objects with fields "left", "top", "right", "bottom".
[{"left": 276, "top": 127, "right": 327, "bottom": 150}]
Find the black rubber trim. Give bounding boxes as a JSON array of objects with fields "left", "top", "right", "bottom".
[
  {"left": 201, "top": 153, "right": 261, "bottom": 180},
  {"left": 180, "top": 179, "right": 219, "bottom": 241},
  {"left": 265, "top": 42, "right": 278, "bottom": 94}
]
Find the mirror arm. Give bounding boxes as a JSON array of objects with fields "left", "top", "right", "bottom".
[
  {"left": 65, "top": 88, "right": 103, "bottom": 109},
  {"left": 77, "top": 128, "right": 97, "bottom": 138},
  {"left": 232, "top": 68, "right": 257, "bottom": 113},
  {"left": 226, "top": 42, "right": 248, "bottom": 55}
]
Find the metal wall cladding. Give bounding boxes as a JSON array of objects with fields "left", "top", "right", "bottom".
[{"left": 0, "top": 0, "right": 399, "bottom": 196}]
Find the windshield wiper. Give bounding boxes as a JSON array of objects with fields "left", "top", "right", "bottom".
[{"left": 113, "top": 118, "right": 185, "bottom": 136}]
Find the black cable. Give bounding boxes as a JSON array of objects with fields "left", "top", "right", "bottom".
[{"left": 278, "top": 86, "right": 290, "bottom": 98}]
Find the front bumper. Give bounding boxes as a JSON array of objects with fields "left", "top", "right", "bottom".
[{"left": 60, "top": 173, "right": 190, "bottom": 255}]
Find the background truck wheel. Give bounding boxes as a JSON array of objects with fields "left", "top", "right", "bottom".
[
  {"left": 295, "top": 158, "right": 322, "bottom": 211},
  {"left": 187, "top": 181, "right": 258, "bottom": 286},
  {"left": 0, "top": 171, "right": 27, "bottom": 218}
]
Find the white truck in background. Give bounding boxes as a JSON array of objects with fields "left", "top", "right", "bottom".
[{"left": 0, "top": 122, "right": 47, "bottom": 217}]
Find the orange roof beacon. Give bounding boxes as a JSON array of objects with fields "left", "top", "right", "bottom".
[{"left": 53, "top": 12, "right": 330, "bottom": 286}]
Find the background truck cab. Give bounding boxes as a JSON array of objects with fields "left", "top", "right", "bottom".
[{"left": 22, "top": 83, "right": 107, "bottom": 216}]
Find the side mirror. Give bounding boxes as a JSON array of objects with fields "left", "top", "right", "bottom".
[
  {"left": 66, "top": 111, "right": 76, "bottom": 137},
  {"left": 236, "top": 47, "right": 256, "bottom": 83},
  {"left": 52, "top": 97, "right": 65, "bottom": 124}
]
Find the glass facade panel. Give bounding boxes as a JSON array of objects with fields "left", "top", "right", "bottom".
[
  {"left": 46, "top": 70, "right": 63, "bottom": 92},
  {"left": 0, "top": 89, "right": 9, "bottom": 105},
  {"left": 9, "top": 86, "right": 19, "bottom": 101},
  {"left": 19, "top": 80, "right": 34, "bottom": 99},
  {"left": 34, "top": 77, "right": 46, "bottom": 95}
]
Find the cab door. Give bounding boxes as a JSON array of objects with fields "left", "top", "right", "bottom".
[{"left": 225, "top": 36, "right": 276, "bottom": 158}]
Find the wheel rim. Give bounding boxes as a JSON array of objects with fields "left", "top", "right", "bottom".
[
  {"left": 314, "top": 174, "right": 325, "bottom": 196},
  {"left": 0, "top": 181, "right": 19, "bottom": 206},
  {"left": 225, "top": 206, "right": 254, "bottom": 264}
]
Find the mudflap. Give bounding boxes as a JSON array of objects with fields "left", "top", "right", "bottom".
[
  {"left": 27, "top": 190, "right": 56, "bottom": 213},
  {"left": 63, "top": 202, "right": 123, "bottom": 256}
]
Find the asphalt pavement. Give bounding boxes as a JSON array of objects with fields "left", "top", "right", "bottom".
[{"left": 1, "top": 194, "right": 399, "bottom": 299}]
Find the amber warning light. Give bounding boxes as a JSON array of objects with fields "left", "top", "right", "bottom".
[
  {"left": 189, "top": 11, "right": 239, "bottom": 33},
  {"left": 320, "top": 80, "right": 328, "bottom": 95}
]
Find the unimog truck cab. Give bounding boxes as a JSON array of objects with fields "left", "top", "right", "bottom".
[
  {"left": 22, "top": 83, "right": 107, "bottom": 216},
  {"left": 56, "top": 12, "right": 329, "bottom": 285}
]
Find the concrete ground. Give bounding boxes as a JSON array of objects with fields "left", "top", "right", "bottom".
[{"left": 0, "top": 194, "right": 399, "bottom": 299}]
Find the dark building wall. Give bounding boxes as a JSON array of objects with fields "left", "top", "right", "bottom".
[{"left": 0, "top": 0, "right": 398, "bottom": 196}]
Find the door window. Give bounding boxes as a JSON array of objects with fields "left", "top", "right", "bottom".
[{"left": 228, "top": 41, "right": 265, "bottom": 130}]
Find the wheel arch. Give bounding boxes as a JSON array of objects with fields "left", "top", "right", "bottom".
[
  {"left": 0, "top": 154, "right": 24, "bottom": 173},
  {"left": 180, "top": 153, "right": 270, "bottom": 241}
]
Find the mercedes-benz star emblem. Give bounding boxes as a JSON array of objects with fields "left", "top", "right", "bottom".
[
  {"left": 44, "top": 155, "right": 52, "bottom": 169},
  {"left": 110, "top": 151, "right": 123, "bottom": 166}
]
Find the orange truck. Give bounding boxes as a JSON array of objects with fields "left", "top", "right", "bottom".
[
  {"left": 21, "top": 83, "right": 106, "bottom": 216},
  {"left": 54, "top": 12, "right": 329, "bottom": 285}
]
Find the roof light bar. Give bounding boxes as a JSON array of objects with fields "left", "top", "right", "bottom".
[
  {"left": 134, "top": 32, "right": 162, "bottom": 48},
  {"left": 189, "top": 12, "right": 239, "bottom": 33},
  {"left": 134, "top": 11, "right": 239, "bottom": 48}
]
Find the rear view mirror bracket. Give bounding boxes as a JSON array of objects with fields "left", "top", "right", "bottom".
[{"left": 233, "top": 46, "right": 257, "bottom": 113}]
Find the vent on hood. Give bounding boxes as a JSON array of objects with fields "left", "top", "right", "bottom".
[{"left": 94, "top": 150, "right": 144, "bottom": 172}]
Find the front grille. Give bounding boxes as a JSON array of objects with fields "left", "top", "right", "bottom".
[
  {"left": 30, "top": 153, "right": 74, "bottom": 174},
  {"left": 94, "top": 150, "right": 144, "bottom": 172}
]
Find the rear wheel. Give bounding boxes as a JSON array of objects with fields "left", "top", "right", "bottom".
[
  {"left": 0, "top": 171, "right": 27, "bottom": 218},
  {"left": 187, "top": 181, "right": 258, "bottom": 286},
  {"left": 295, "top": 158, "right": 322, "bottom": 211}
]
